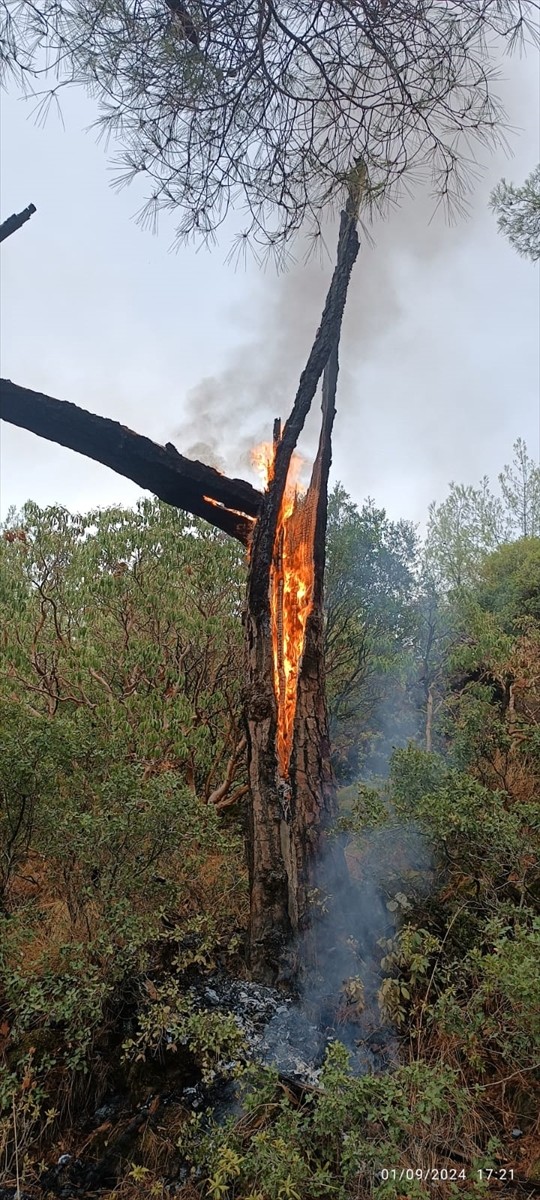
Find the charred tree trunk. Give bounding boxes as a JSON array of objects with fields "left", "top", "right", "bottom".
[
  {"left": 245, "top": 202, "right": 360, "bottom": 981},
  {"left": 0, "top": 379, "right": 260, "bottom": 543}
]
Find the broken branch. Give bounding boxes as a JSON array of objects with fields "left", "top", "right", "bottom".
[
  {"left": 0, "top": 379, "right": 263, "bottom": 543},
  {"left": 248, "top": 201, "right": 359, "bottom": 613},
  {"left": 0, "top": 204, "right": 37, "bottom": 243}
]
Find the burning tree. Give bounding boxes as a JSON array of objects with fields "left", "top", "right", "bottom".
[
  {"left": 1, "top": 192, "right": 360, "bottom": 980},
  {"left": 1, "top": 0, "right": 537, "bottom": 980}
]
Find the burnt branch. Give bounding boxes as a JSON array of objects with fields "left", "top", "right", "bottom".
[
  {"left": 248, "top": 198, "right": 359, "bottom": 614},
  {"left": 0, "top": 378, "right": 262, "bottom": 543},
  {"left": 0, "top": 203, "right": 36, "bottom": 243},
  {"left": 310, "top": 338, "right": 340, "bottom": 609}
]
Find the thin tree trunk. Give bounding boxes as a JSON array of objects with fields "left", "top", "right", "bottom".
[{"left": 425, "top": 685, "right": 434, "bottom": 753}]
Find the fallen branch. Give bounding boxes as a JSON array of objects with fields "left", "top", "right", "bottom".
[
  {"left": 0, "top": 204, "right": 37, "bottom": 243},
  {"left": 0, "top": 379, "right": 263, "bottom": 543}
]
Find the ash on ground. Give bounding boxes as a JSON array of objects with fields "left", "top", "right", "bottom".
[{"left": 186, "top": 968, "right": 394, "bottom": 1099}]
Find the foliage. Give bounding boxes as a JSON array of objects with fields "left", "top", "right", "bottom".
[
  {"left": 1, "top": 469, "right": 540, "bottom": 1191},
  {"left": 475, "top": 538, "right": 540, "bottom": 631},
  {"left": 0, "top": 500, "right": 248, "bottom": 1140},
  {"left": 490, "top": 164, "right": 540, "bottom": 262},
  {"left": 385, "top": 587, "right": 540, "bottom": 1076},
  {"left": 325, "top": 487, "right": 419, "bottom": 778},
  {"left": 423, "top": 442, "right": 540, "bottom": 594},
  {"left": 0, "top": 498, "right": 247, "bottom": 805},
  {"left": 1, "top": 0, "right": 535, "bottom": 252},
  {"left": 499, "top": 439, "right": 540, "bottom": 539},
  {"left": 178, "top": 1050, "right": 478, "bottom": 1200},
  {"left": 122, "top": 977, "right": 246, "bottom": 1084},
  {"left": 424, "top": 479, "right": 508, "bottom": 591}
]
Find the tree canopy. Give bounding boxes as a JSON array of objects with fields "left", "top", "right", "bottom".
[
  {"left": 490, "top": 162, "right": 540, "bottom": 262},
  {"left": 424, "top": 439, "right": 540, "bottom": 591},
  {"left": 2, "top": 0, "right": 538, "bottom": 252}
]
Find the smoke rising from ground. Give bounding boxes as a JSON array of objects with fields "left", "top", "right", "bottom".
[{"left": 259, "top": 820, "right": 432, "bottom": 1079}]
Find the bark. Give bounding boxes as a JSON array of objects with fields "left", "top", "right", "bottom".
[
  {"left": 248, "top": 199, "right": 360, "bottom": 621},
  {"left": 0, "top": 204, "right": 36, "bottom": 243},
  {"left": 246, "top": 335, "right": 353, "bottom": 981},
  {"left": 425, "top": 685, "right": 434, "bottom": 753},
  {"left": 0, "top": 379, "right": 261, "bottom": 543}
]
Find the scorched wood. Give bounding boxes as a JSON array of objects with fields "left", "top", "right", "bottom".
[{"left": 0, "top": 379, "right": 262, "bottom": 543}]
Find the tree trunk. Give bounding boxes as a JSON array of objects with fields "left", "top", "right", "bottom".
[
  {"left": 0, "top": 379, "right": 260, "bottom": 543},
  {"left": 425, "top": 684, "right": 434, "bottom": 753},
  {"left": 246, "top": 344, "right": 348, "bottom": 982}
]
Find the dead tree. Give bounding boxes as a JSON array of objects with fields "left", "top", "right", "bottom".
[{"left": 0, "top": 196, "right": 359, "bottom": 980}]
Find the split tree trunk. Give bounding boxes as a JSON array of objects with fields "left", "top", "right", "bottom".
[
  {"left": 245, "top": 202, "right": 360, "bottom": 982},
  {"left": 246, "top": 354, "right": 348, "bottom": 982}
]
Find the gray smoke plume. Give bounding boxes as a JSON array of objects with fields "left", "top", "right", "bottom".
[{"left": 170, "top": 53, "right": 538, "bottom": 506}]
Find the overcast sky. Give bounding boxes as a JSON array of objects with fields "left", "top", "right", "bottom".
[{"left": 1, "top": 48, "right": 539, "bottom": 530}]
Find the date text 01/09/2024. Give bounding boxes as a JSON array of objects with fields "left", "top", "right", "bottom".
[{"left": 378, "top": 1169, "right": 515, "bottom": 1182}]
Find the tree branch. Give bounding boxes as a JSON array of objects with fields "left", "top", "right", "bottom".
[
  {"left": 248, "top": 197, "right": 360, "bottom": 613},
  {"left": 0, "top": 204, "right": 37, "bottom": 243},
  {"left": 0, "top": 379, "right": 262, "bottom": 543},
  {"left": 207, "top": 735, "right": 247, "bottom": 807}
]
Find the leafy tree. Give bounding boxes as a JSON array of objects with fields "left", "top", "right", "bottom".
[
  {"left": 490, "top": 163, "right": 540, "bottom": 262},
  {"left": 424, "top": 478, "right": 508, "bottom": 591},
  {"left": 0, "top": 499, "right": 250, "bottom": 1127},
  {"left": 0, "top": 499, "right": 247, "bottom": 807},
  {"left": 325, "top": 486, "right": 418, "bottom": 778},
  {"left": 499, "top": 437, "right": 540, "bottom": 538},
  {"left": 475, "top": 536, "right": 540, "bottom": 631},
  {"left": 423, "top": 441, "right": 540, "bottom": 596}
]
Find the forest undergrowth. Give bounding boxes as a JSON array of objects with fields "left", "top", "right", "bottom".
[{"left": 1, "top": 458, "right": 539, "bottom": 1199}]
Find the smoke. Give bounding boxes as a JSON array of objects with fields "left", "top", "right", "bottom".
[
  {"left": 260, "top": 818, "right": 432, "bottom": 1079},
  {"left": 171, "top": 53, "right": 538, "bottom": 510}
]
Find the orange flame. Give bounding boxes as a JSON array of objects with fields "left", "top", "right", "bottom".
[
  {"left": 251, "top": 442, "right": 314, "bottom": 778},
  {"left": 203, "top": 495, "right": 256, "bottom": 521}
]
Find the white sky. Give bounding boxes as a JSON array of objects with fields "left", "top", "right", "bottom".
[{"left": 1, "top": 49, "right": 539, "bottom": 529}]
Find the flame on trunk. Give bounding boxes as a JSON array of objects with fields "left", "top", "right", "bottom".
[{"left": 252, "top": 442, "right": 316, "bottom": 777}]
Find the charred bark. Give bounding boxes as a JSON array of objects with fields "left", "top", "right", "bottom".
[
  {"left": 0, "top": 203, "right": 36, "bottom": 243},
  {"left": 247, "top": 350, "right": 349, "bottom": 980},
  {"left": 0, "top": 379, "right": 261, "bottom": 543},
  {"left": 247, "top": 199, "right": 360, "bottom": 621},
  {"left": 246, "top": 199, "right": 360, "bottom": 981}
]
